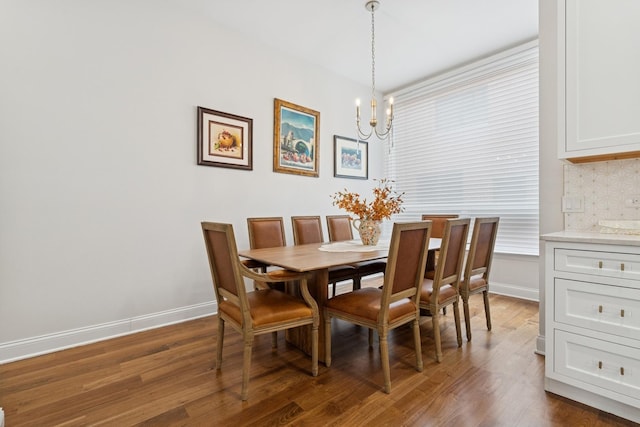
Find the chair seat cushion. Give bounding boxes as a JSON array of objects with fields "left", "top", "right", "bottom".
[
  {"left": 328, "top": 265, "right": 357, "bottom": 282},
  {"left": 420, "top": 279, "right": 458, "bottom": 305},
  {"left": 219, "top": 289, "right": 313, "bottom": 327},
  {"left": 354, "top": 260, "right": 387, "bottom": 276},
  {"left": 242, "top": 259, "right": 267, "bottom": 270},
  {"left": 468, "top": 275, "right": 487, "bottom": 292},
  {"left": 325, "top": 287, "right": 416, "bottom": 323}
]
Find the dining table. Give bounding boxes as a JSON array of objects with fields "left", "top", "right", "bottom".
[{"left": 239, "top": 238, "right": 441, "bottom": 363}]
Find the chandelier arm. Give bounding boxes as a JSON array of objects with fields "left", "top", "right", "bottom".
[
  {"left": 356, "top": 123, "right": 374, "bottom": 141},
  {"left": 374, "top": 123, "right": 392, "bottom": 139}
]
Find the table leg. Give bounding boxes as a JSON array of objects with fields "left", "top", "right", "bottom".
[{"left": 285, "top": 268, "right": 329, "bottom": 363}]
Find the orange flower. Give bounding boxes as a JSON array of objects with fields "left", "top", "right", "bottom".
[{"left": 331, "top": 178, "right": 404, "bottom": 222}]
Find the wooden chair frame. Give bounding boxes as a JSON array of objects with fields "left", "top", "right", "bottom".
[
  {"left": 201, "top": 221, "right": 319, "bottom": 400},
  {"left": 419, "top": 217, "right": 470, "bottom": 362},
  {"left": 421, "top": 214, "right": 459, "bottom": 239},
  {"left": 324, "top": 221, "right": 432, "bottom": 393},
  {"left": 460, "top": 217, "right": 499, "bottom": 341}
]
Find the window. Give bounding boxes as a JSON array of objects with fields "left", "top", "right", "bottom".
[{"left": 384, "top": 41, "right": 539, "bottom": 255}]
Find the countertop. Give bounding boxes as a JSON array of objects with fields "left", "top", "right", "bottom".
[{"left": 541, "top": 230, "right": 640, "bottom": 246}]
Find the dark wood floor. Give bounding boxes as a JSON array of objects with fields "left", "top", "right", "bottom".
[{"left": 1, "top": 280, "right": 636, "bottom": 426}]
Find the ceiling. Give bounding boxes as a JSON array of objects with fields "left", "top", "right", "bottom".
[{"left": 201, "top": 0, "right": 538, "bottom": 93}]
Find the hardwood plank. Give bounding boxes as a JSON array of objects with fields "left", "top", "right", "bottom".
[{"left": 0, "top": 281, "right": 636, "bottom": 426}]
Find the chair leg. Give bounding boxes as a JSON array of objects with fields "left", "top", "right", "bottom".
[
  {"left": 483, "top": 290, "right": 492, "bottom": 331},
  {"left": 379, "top": 330, "right": 391, "bottom": 394},
  {"left": 216, "top": 316, "right": 224, "bottom": 369},
  {"left": 368, "top": 328, "right": 374, "bottom": 347},
  {"left": 324, "top": 315, "right": 332, "bottom": 368},
  {"left": 463, "top": 297, "right": 472, "bottom": 341},
  {"left": 432, "top": 310, "right": 442, "bottom": 362},
  {"left": 453, "top": 300, "right": 463, "bottom": 347},
  {"left": 311, "top": 324, "right": 319, "bottom": 376},
  {"left": 412, "top": 319, "right": 423, "bottom": 372},
  {"left": 353, "top": 276, "right": 362, "bottom": 291},
  {"left": 241, "top": 335, "right": 254, "bottom": 401},
  {"left": 271, "top": 331, "right": 278, "bottom": 348}
]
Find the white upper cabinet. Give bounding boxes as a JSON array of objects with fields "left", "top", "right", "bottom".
[{"left": 559, "top": 0, "right": 640, "bottom": 163}]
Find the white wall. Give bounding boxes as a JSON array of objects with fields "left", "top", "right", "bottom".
[
  {"left": 537, "top": 0, "right": 570, "bottom": 355},
  {"left": 0, "top": 0, "right": 383, "bottom": 362},
  {"left": 0, "top": 0, "right": 542, "bottom": 363}
]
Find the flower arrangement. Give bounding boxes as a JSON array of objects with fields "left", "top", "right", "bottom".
[{"left": 331, "top": 178, "right": 404, "bottom": 222}]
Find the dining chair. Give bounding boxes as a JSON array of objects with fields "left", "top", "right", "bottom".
[
  {"left": 326, "top": 215, "right": 387, "bottom": 296},
  {"left": 201, "top": 221, "right": 319, "bottom": 401},
  {"left": 421, "top": 214, "right": 459, "bottom": 315},
  {"left": 421, "top": 214, "right": 459, "bottom": 277},
  {"left": 291, "top": 216, "right": 359, "bottom": 296},
  {"left": 460, "top": 217, "right": 499, "bottom": 341},
  {"left": 324, "top": 221, "right": 432, "bottom": 393},
  {"left": 246, "top": 217, "right": 288, "bottom": 290},
  {"left": 419, "top": 217, "right": 470, "bottom": 362},
  {"left": 421, "top": 214, "right": 459, "bottom": 239}
]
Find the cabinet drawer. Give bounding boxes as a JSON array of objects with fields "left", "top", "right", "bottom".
[
  {"left": 555, "top": 279, "right": 640, "bottom": 340},
  {"left": 554, "top": 330, "right": 640, "bottom": 401},
  {"left": 555, "top": 248, "right": 640, "bottom": 282}
]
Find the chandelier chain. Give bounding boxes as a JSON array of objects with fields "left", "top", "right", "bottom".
[{"left": 370, "top": 4, "right": 376, "bottom": 98}]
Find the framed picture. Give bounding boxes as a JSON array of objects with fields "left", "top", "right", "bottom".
[
  {"left": 197, "top": 106, "right": 253, "bottom": 170},
  {"left": 333, "top": 135, "right": 368, "bottom": 180},
  {"left": 273, "top": 98, "right": 320, "bottom": 177}
]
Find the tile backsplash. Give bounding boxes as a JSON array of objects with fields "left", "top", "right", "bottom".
[{"left": 564, "top": 158, "right": 640, "bottom": 231}]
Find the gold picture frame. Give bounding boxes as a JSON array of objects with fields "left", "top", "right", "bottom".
[{"left": 273, "top": 98, "right": 320, "bottom": 177}]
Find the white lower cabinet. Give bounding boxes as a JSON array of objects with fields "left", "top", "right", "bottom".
[{"left": 543, "top": 233, "right": 640, "bottom": 423}]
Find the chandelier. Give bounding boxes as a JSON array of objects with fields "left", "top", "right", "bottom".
[{"left": 356, "top": 0, "right": 393, "bottom": 142}]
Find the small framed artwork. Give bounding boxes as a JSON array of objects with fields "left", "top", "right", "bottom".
[
  {"left": 333, "top": 135, "right": 368, "bottom": 180},
  {"left": 273, "top": 98, "right": 320, "bottom": 177},
  {"left": 197, "top": 106, "right": 253, "bottom": 170}
]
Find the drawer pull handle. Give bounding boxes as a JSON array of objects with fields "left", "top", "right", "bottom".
[
  {"left": 598, "top": 305, "right": 603, "bottom": 313},
  {"left": 621, "top": 263, "right": 625, "bottom": 271},
  {"left": 621, "top": 309, "right": 625, "bottom": 317},
  {"left": 598, "top": 261, "right": 603, "bottom": 269},
  {"left": 598, "top": 361, "right": 603, "bottom": 369},
  {"left": 621, "top": 367, "right": 625, "bottom": 376}
]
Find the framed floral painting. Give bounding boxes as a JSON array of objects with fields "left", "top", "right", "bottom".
[
  {"left": 333, "top": 135, "right": 368, "bottom": 180},
  {"left": 197, "top": 106, "right": 253, "bottom": 170},
  {"left": 273, "top": 98, "right": 320, "bottom": 177}
]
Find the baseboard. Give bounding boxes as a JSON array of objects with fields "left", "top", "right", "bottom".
[
  {"left": 535, "top": 334, "right": 546, "bottom": 356},
  {"left": 339, "top": 278, "right": 538, "bottom": 302},
  {"left": 0, "top": 301, "right": 217, "bottom": 364},
  {"left": 490, "top": 280, "right": 539, "bottom": 302}
]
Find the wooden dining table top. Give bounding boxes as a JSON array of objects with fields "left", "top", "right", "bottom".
[{"left": 238, "top": 238, "right": 441, "bottom": 273}]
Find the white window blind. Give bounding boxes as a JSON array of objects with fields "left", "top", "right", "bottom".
[{"left": 384, "top": 41, "right": 539, "bottom": 255}]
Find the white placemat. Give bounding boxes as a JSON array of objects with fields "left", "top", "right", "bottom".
[{"left": 318, "top": 240, "right": 389, "bottom": 252}]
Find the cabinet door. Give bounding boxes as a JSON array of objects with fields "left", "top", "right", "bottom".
[
  {"left": 554, "top": 330, "right": 640, "bottom": 404},
  {"left": 555, "top": 278, "right": 640, "bottom": 340},
  {"left": 562, "top": 0, "right": 640, "bottom": 160}
]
